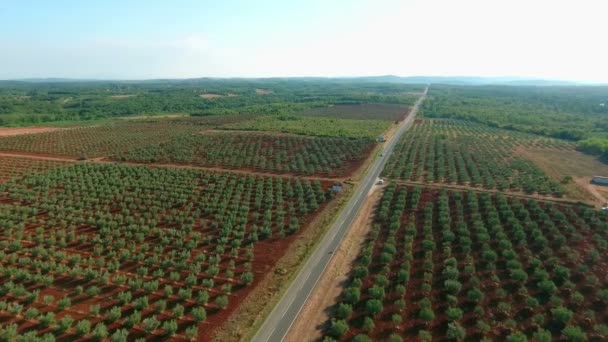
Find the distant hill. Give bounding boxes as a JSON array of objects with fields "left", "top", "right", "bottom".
[
  {"left": 1, "top": 75, "right": 603, "bottom": 87},
  {"left": 343, "top": 75, "right": 590, "bottom": 86}
]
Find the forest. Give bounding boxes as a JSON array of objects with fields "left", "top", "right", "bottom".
[
  {"left": 421, "top": 85, "right": 608, "bottom": 157},
  {"left": 0, "top": 79, "right": 422, "bottom": 126}
]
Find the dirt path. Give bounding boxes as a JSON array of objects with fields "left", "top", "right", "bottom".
[
  {"left": 0, "top": 126, "right": 63, "bottom": 137},
  {"left": 393, "top": 179, "right": 594, "bottom": 206},
  {"left": 0, "top": 151, "right": 78, "bottom": 162},
  {"left": 285, "top": 184, "right": 384, "bottom": 342},
  {"left": 574, "top": 177, "right": 607, "bottom": 206},
  {"left": 0, "top": 151, "right": 341, "bottom": 182}
]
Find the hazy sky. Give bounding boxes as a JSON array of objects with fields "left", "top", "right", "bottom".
[{"left": 1, "top": 0, "right": 607, "bottom": 81}]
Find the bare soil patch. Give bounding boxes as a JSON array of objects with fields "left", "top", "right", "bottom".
[
  {"left": 200, "top": 93, "right": 223, "bottom": 99},
  {"left": 110, "top": 94, "right": 135, "bottom": 99},
  {"left": 0, "top": 126, "right": 63, "bottom": 137},
  {"left": 516, "top": 147, "right": 608, "bottom": 206},
  {"left": 118, "top": 114, "right": 187, "bottom": 120},
  {"left": 285, "top": 185, "right": 384, "bottom": 342},
  {"left": 255, "top": 89, "right": 273, "bottom": 95}
]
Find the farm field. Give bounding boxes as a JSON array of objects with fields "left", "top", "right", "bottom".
[
  {"left": 221, "top": 115, "right": 392, "bottom": 139},
  {"left": 113, "top": 131, "right": 375, "bottom": 178},
  {"left": 299, "top": 103, "right": 410, "bottom": 121},
  {"left": 0, "top": 123, "right": 200, "bottom": 158},
  {"left": 324, "top": 184, "right": 608, "bottom": 341},
  {"left": 0, "top": 79, "right": 424, "bottom": 126},
  {"left": 0, "top": 156, "right": 73, "bottom": 184},
  {"left": 383, "top": 119, "right": 572, "bottom": 197},
  {"left": 0, "top": 163, "right": 336, "bottom": 341}
]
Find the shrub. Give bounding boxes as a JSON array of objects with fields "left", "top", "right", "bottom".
[
  {"left": 446, "top": 322, "right": 466, "bottom": 340},
  {"left": 173, "top": 304, "right": 185, "bottom": 318},
  {"left": 533, "top": 328, "right": 552, "bottom": 342},
  {"left": 364, "top": 299, "right": 383, "bottom": 316},
  {"left": 419, "top": 306, "right": 435, "bottom": 322},
  {"left": 467, "top": 288, "right": 484, "bottom": 302},
  {"left": 418, "top": 330, "right": 432, "bottom": 342},
  {"left": 110, "top": 329, "right": 129, "bottom": 342},
  {"left": 444, "top": 279, "right": 462, "bottom": 295},
  {"left": 507, "top": 331, "right": 528, "bottom": 342},
  {"left": 57, "top": 296, "right": 71, "bottom": 310},
  {"left": 24, "top": 307, "right": 39, "bottom": 320},
  {"left": 389, "top": 333, "right": 403, "bottom": 342},
  {"left": 368, "top": 285, "right": 385, "bottom": 300},
  {"left": 562, "top": 325, "right": 586, "bottom": 342},
  {"left": 56, "top": 315, "right": 73, "bottom": 333},
  {"left": 343, "top": 287, "right": 360, "bottom": 304},
  {"left": 75, "top": 319, "right": 91, "bottom": 336},
  {"left": 446, "top": 307, "right": 463, "bottom": 321},
  {"left": 191, "top": 307, "right": 207, "bottom": 322},
  {"left": 240, "top": 271, "right": 254, "bottom": 284},
  {"left": 107, "top": 306, "right": 121, "bottom": 322},
  {"left": 162, "top": 320, "right": 178, "bottom": 336},
  {"left": 143, "top": 316, "right": 160, "bottom": 333},
  {"left": 328, "top": 319, "right": 349, "bottom": 338},
  {"left": 352, "top": 335, "right": 372, "bottom": 342},
  {"left": 537, "top": 280, "right": 557, "bottom": 294},
  {"left": 185, "top": 325, "right": 198, "bottom": 340},
  {"left": 38, "top": 312, "right": 55, "bottom": 328},
  {"left": 92, "top": 323, "right": 108, "bottom": 341},
  {"left": 335, "top": 303, "right": 353, "bottom": 320},
  {"left": 361, "top": 316, "right": 375, "bottom": 332},
  {"left": 551, "top": 306, "right": 573, "bottom": 324},
  {"left": 215, "top": 295, "right": 229, "bottom": 309}
]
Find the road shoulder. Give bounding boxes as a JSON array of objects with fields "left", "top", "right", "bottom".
[{"left": 285, "top": 185, "right": 384, "bottom": 341}]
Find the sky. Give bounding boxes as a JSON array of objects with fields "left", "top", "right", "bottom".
[{"left": 0, "top": 0, "right": 607, "bottom": 81}]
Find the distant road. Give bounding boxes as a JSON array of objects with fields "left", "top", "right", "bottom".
[{"left": 252, "top": 86, "right": 428, "bottom": 342}]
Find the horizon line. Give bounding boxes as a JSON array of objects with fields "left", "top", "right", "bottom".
[{"left": 1, "top": 75, "right": 606, "bottom": 85}]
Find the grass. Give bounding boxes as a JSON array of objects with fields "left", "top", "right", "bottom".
[
  {"left": 298, "top": 103, "right": 410, "bottom": 121},
  {"left": 519, "top": 147, "right": 608, "bottom": 203},
  {"left": 221, "top": 115, "right": 391, "bottom": 139}
]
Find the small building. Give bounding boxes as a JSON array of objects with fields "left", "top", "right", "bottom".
[
  {"left": 592, "top": 176, "right": 608, "bottom": 186},
  {"left": 377, "top": 136, "right": 386, "bottom": 142},
  {"left": 330, "top": 184, "right": 343, "bottom": 193}
]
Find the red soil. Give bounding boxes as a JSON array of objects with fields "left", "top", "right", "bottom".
[{"left": 0, "top": 127, "right": 63, "bottom": 137}]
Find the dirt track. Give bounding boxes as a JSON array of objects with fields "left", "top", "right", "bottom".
[
  {"left": 0, "top": 126, "right": 63, "bottom": 137},
  {"left": 0, "top": 151, "right": 342, "bottom": 182}
]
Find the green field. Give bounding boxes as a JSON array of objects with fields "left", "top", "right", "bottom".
[{"left": 221, "top": 115, "right": 392, "bottom": 139}]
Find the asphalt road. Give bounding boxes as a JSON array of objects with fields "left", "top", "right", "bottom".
[{"left": 252, "top": 86, "right": 428, "bottom": 342}]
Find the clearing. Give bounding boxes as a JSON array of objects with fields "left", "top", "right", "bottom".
[
  {"left": 0, "top": 126, "right": 63, "bottom": 137},
  {"left": 255, "top": 89, "right": 273, "bottom": 95},
  {"left": 200, "top": 93, "right": 223, "bottom": 99},
  {"left": 518, "top": 147, "right": 608, "bottom": 206},
  {"left": 110, "top": 95, "right": 136, "bottom": 99}
]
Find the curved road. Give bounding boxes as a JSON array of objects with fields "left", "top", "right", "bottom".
[{"left": 252, "top": 86, "right": 428, "bottom": 342}]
